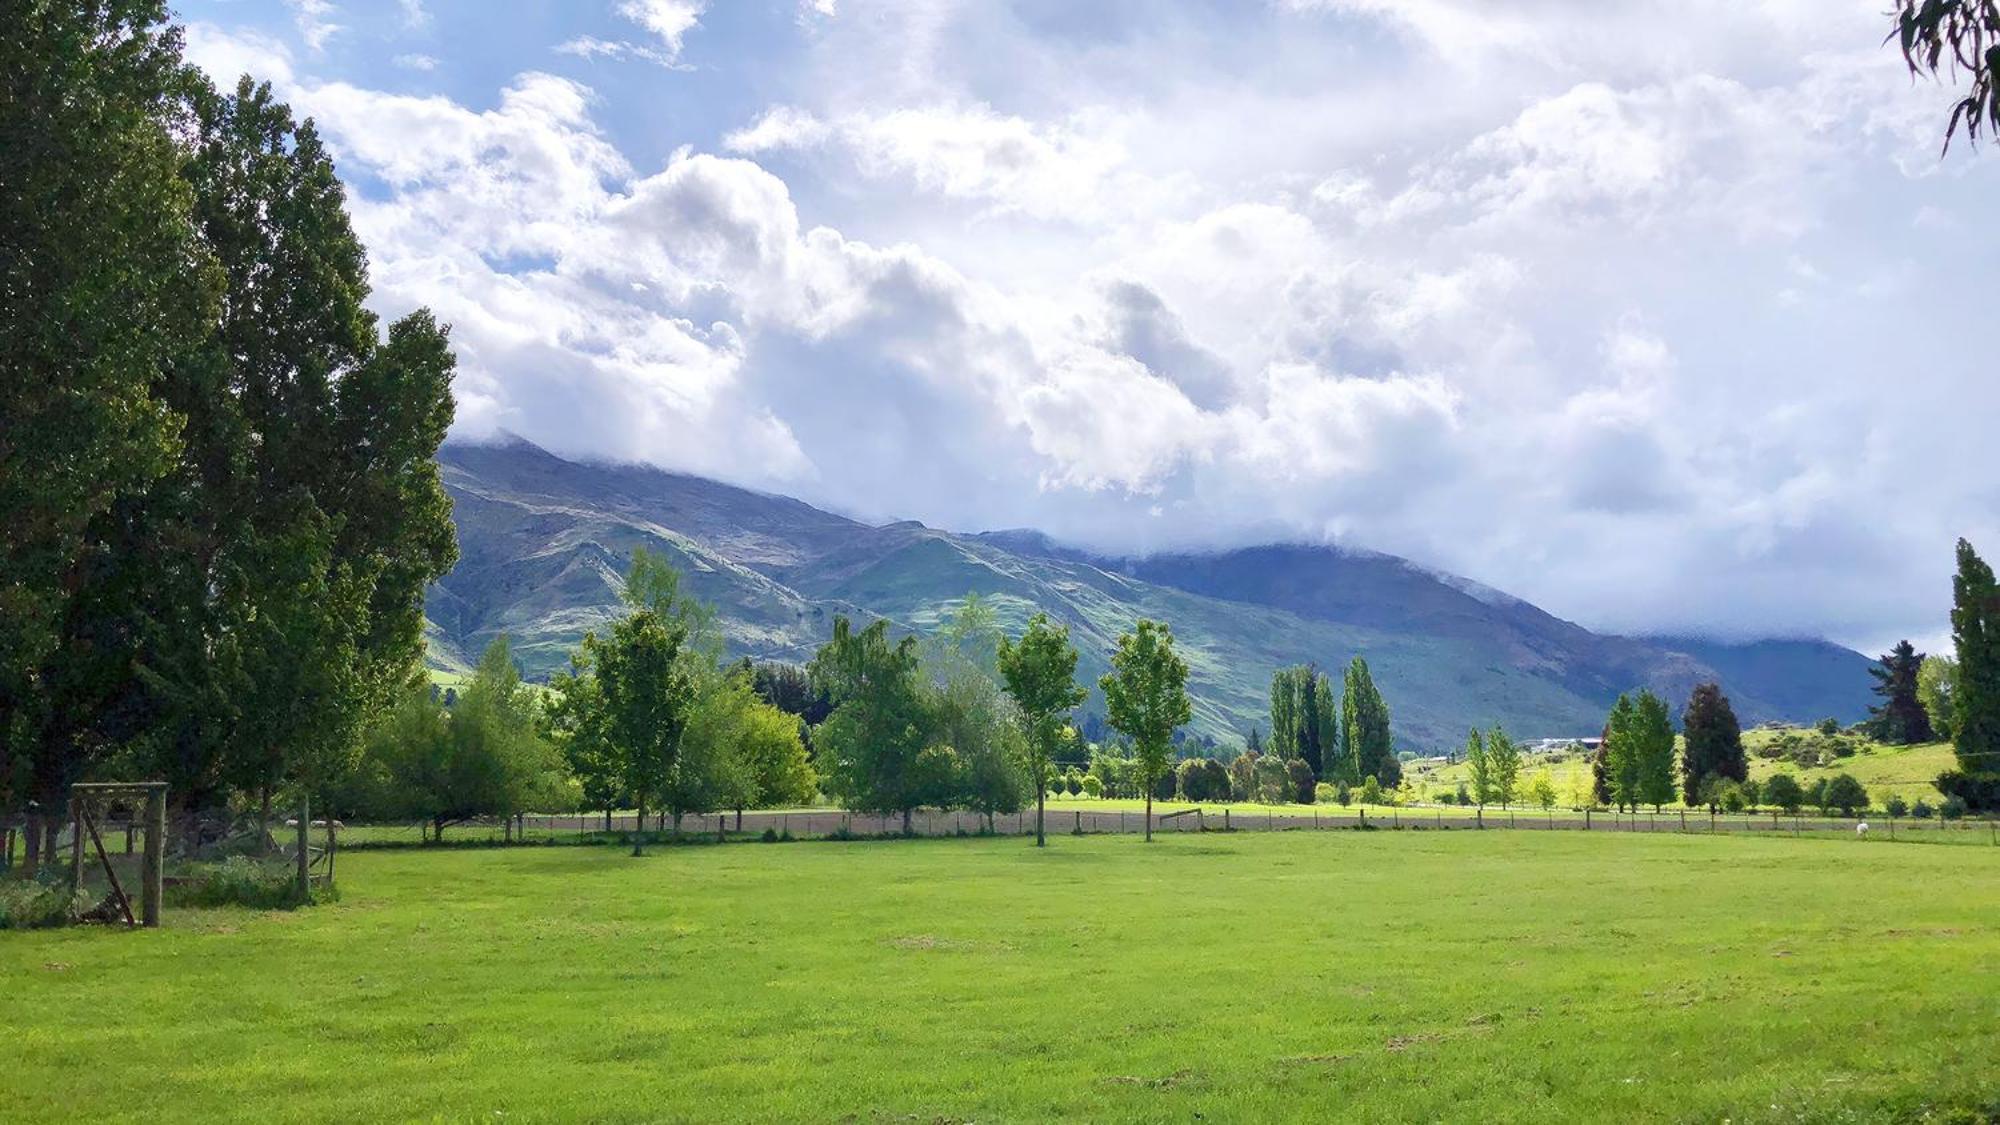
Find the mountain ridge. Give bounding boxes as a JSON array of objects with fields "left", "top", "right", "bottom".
[{"left": 425, "top": 437, "right": 1874, "bottom": 749}]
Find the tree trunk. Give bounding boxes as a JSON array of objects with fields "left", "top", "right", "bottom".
[
  {"left": 1036, "top": 787, "right": 1046, "bottom": 847},
  {"left": 433, "top": 817, "right": 445, "bottom": 842},
  {"left": 1145, "top": 791, "right": 1153, "bottom": 842},
  {"left": 24, "top": 813, "right": 41, "bottom": 870},
  {"left": 902, "top": 808, "right": 912, "bottom": 836},
  {"left": 735, "top": 807, "right": 742, "bottom": 831},
  {"left": 604, "top": 808, "right": 612, "bottom": 832},
  {"left": 633, "top": 799, "right": 647, "bottom": 856}
]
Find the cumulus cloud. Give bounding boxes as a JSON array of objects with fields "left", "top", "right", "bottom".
[{"left": 183, "top": 0, "right": 2000, "bottom": 651}]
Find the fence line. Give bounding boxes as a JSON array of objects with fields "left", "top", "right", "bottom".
[{"left": 325, "top": 805, "right": 2000, "bottom": 847}]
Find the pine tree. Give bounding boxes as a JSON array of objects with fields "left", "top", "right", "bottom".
[
  {"left": 1680, "top": 682, "right": 1747, "bottom": 805},
  {"left": 1867, "top": 640, "right": 1934, "bottom": 745},
  {"left": 1942, "top": 539, "right": 2000, "bottom": 809}
]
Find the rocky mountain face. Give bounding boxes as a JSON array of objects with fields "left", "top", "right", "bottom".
[{"left": 426, "top": 437, "right": 1873, "bottom": 749}]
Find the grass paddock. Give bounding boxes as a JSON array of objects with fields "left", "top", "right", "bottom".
[{"left": 3, "top": 831, "right": 1996, "bottom": 1122}]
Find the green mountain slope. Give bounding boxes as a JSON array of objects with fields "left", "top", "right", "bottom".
[{"left": 426, "top": 438, "right": 1872, "bottom": 750}]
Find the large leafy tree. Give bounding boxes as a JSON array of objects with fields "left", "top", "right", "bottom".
[
  {"left": 997, "top": 613, "right": 1085, "bottom": 846},
  {"left": 1681, "top": 682, "right": 1747, "bottom": 805},
  {"left": 592, "top": 554, "right": 700, "bottom": 852},
  {"left": 1099, "top": 620, "right": 1192, "bottom": 842},
  {"left": 1631, "top": 691, "right": 1678, "bottom": 812},
  {"left": 1891, "top": 1, "right": 2000, "bottom": 150},
  {"left": 1867, "top": 640, "right": 1934, "bottom": 746},
  {"left": 1918, "top": 654, "right": 1959, "bottom": 742},
  {"left": 810, "top": 617, "right": 932, "bottom": 833},
  {"left": 1463, "top": 729, "right": 1492, "bottom": 807},
  {"left": 1603, "top": 695, "right": 1641, "bottom": 811},
  {"left": 1, "top": 0, "right": 216, "bottom": 857},
  {"left": 1312, "top": 673, "right": 1340, "bottom": 780},
  {"left": 1940, "top": 539, "right": 2000, "bottom": 809},
  {"left": 1268, "top": 667, "right": 1301, "bottom": 766}
]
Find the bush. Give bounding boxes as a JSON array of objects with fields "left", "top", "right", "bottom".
[
  {"left": 1941, "top": 795, "right": 1969, "bottom": 821},
  {"left": 1081, "top": 775, "right": 1103, "bottom": 798},
  {"left": 1360, "top": 776, "right": 1384, "bottom": 805},
  {"left": 1287, "top": 758, "right": 1316, "bottom": 804},
  {"left": 1762, "top": 773, "right": 1805, "bottom": 814},
  {"left": 1883, "top": 795, "right": 1909, "bottom": 818},
  {"left": 1824, "top": 774, "right": 1869, "bottom": 817},
  {"left": 1152, "top": 768, "right": 1178, "bottom": 802},
  {"left": 0, "top": 875, "right": 90, "bottom": 930},
  {"left": 1911, "top": 799, "right": 1935, "bottom": 819},
  {"left": 1336, "top": 780, "right": 1352, "bottom": 807},
  {"left": 1719, "top": 783, "right": 1748, "bottom": 814},
  {"left": 167, "top": 856, "right": 318, "bottom": 910},
  {"left": 760, "top": 827, "right": 779, "bottom": 842},
  {"left": 1314, "top": 782, "right": 1338, "bottom": 803},
  {"left": 1453, "top": 783, "right": 1470, "bottom": 807},
  {"left": 1815, "top": 717, "right": 1840, "bottom": 736}
]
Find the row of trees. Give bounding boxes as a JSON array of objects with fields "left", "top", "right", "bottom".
[
  {"left": 2, "top": 6, "right": 459, "bottom": 861},
  {"left": 1263, "top": 660, "right": 1399, "bottom": 787}
]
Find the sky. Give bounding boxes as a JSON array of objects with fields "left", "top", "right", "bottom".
[{"left": 177, "top": 0, "right": 1997, "bottom": 654}]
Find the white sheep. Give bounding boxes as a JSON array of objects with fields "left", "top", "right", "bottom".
[{"left": 1856, "top": 821, "right": 1869, "bottom": 838}]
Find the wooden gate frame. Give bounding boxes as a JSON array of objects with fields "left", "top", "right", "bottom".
[{"left": 68, "top": 782, "right": 167, "bottom": 929}]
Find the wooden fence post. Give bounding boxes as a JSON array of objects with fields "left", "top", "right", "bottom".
[
  {"left": 295, "top": 796, "right": 310, "bottom": 902},
  {"left": 142, "top": 786, "right": 164, "bottom": 928},
  {"left": 69, "top": 795, "right": 84, "bottom": 893}
]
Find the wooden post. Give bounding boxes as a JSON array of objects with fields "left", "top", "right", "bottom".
[
  {"left": 295, "top": 796, "right": 311, "bottom": 901},
  {"left": 69, "top": 795, "right": 84, "bottom": 893},
  {"left": 325, "top": 816, "right": 337, "bottom": 887},
  {"left": 1584, "top": 807, "right": 1591, "bottom": 831},
  {"left": 125, "top": 820, "right": 135, "bottom": 854},
  {"left": 143, "top": 786, "right": 164, "bottom": 928},
  {"left": 1224, "top": 808, "right": 1231, "bottom": 831}
]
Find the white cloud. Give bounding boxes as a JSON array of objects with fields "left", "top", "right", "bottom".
[
  {"left": 394, "top": 53, "right": 438, "bottom": 71},
  {"left": 558, "top": 0, "right": 707, "bottom": 67},
  {"left": 398, "top": 0, "right": 431, "bottom": 31},
  {"left": 286, "top": 0, "right": 341, "bottom": 51}
]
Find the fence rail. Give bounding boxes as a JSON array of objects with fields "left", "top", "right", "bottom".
[{"left": 322, "top": 805, "right": 2000, "bottom": 848}]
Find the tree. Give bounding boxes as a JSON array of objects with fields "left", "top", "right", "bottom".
[
  {"left": 1099, "top": 620, "right": 1192, "bottom": 842},
  {"left": 811, "top": 617, "right": 932, "bottom": 833},
  {"left": 1487, "top": 727, "right": 1521, "bottom": 808},
  {"left": 1918, "top": 654, "right": 1959, "bottom": 742},
  {"left": 1890, "top": 0, "right": 2000, "bottom": 150},
  {"left": 1825, "top": 774, "right": 1870, "bottom": 817},
  {"left": 998, "top": 613, "right": 1088, "bottom": 846},
  {"left": 1312, "top": 673, "right": 1341, "bottom": 781},
  {"left": 1527, "top": 771, "right": 1558, "bottom": 811},
  {"left": 1763, "top": 773, "right": 1805, "bottom": 815},
  {"left": 933, "top": 606, "right": 1029, "bottom": 832},
  {"left": 1269, "top": 667, "right": 1301, "bottom": 765},
  {"left": 355, "top": 639, "right": 567, "bottom": 840},
  {"left": 594, "top": 554, "right": 698, "bottom": 853},
  {"left": 1941, "top": 539, "right": 2000, "bottom": 810},
  {"left": 1867, "top": 640, "right": 1934, "bottom": 746},
  {"left": 1681, "top": 682, "right": 1747, "bottom": 806},
  {"left": 1463, "top": 729, "right": 1492, "bottom": 808},
  {"left": 544, "top": 649, "right": 622, "bottom": 829},
  {"left": 1287, "top": 758, "right": 1316, "bottom": 804},
  {"left": 1341, "top": 657, "right": 1395, "bottom": 786},
  {"left": 1603, "top": 695, "right": 1641, "bottom": 811},
  {"left": 1631, "top": 692, "right": 1678, "bottom": 812},
  {"left": 1, "top": 0, "right": 212, "bottom": 846}
]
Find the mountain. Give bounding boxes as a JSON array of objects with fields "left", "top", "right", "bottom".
[{"left": 425, "top": 437, "right": 1874, "bottom": 749}]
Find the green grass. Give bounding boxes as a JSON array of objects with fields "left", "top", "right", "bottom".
[{"left": 4, "top": 832, "right": 1997, "bottom": 1122}]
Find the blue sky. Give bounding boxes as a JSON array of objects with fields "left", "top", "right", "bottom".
[{"left": 177, "top": 0, "right": 1997, "bottom": 653}]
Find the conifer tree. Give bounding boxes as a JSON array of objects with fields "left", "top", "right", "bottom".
[
  {"left": 1867, "top": 640, "right": 1934, "bottom": 745},
  {"left": 1680, "top": 682, "right": 1747, "bottom": 805}
]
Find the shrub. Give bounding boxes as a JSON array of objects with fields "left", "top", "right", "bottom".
[
  {"left": 1335, "top": 780, "right": 1352, "bottom": 807},
  {"left": 0, "top": 875, "right": 90, "bottom": 930},
  {"left": 166, "top": 856, "right": 316, "bottom": 910},
  {"left": 1815, "top": 717, "right": 1840, "bottom": 736},
  {"left": 1453, "top": 782, "right": 1470, "bottom": 807},
  {"left": 1287, "top": 759, "right": 1316, "bottom": 804},
  {"left": 1941, "top": 795, "right": 1969, "bottom": 821},
  {"left": 1360, "top": 776, "right": 1384, "bottom": 805},
  {"left": 760, "top": 827, "right": 779, "bottom": 842},
  {"left": 1824, "top": 774, "right": 1869, "bottom": 817},
  {"left": 1081, "top": 775, "right": 1103, "bottom": 798},
  {"left": 1314, "top": 782, "right": 1338, "bottom": 803},
  {"left": 1736, "top": 778, "right": 1761, "bottom": 808},
  {"left": 1762, "top": 773, "right": 1804, "bottom": 814},
  {"left": 1883, "top": 795, "right": 1909, "bottom": 818},
  {"left": 1911, "top": 799, "right": 1934, "bottom": 819},
  {"left": 1719, "top": 783, "right": 1748, "bottom": 814}
]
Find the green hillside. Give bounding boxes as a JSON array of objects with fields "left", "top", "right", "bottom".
[{"left": 425, "top": 439, "right": 1875, "bottom": 750}]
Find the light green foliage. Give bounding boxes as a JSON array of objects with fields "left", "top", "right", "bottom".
[
  {"left": 996, "top": 611, "right": 1085, "bottom": 844},
  {"left": 1527, "top": 770, "right": 1558, "bottom": 811},
  {"left": 932, "top": 603, "right": 1029, "bottom": 827},
  {"left": 1603, "top": 693, "right": 1674, "bottom": 811},
  {"left": 594, "top": 576, "right": 695, "bottom": 839},
  {"left": 1486, "top": 728, "right": 1521, "bottom": 808},
  {"left": 543, "top": 651, "right": 620, "bottom": 813},
  {"left": 1360, "top": 775, "right": 1383, "bottom": 805},
  {"left": 1099, "top": 620, "right": 1192, "bottom": 839},
  {"left": 1918, "top": 654, "right": 1958, "bottom": 742},
  {"left": 1312, "top": 673, "right": 1341, "bottom": 779},
  {"left": 351, "top": 638, "right": 567, "bottom": 838},
  {"left": 1948, "top": 540, "right": 2000, "bottom": 807},
  {"left": 1464, "top": 729, "right": 1492, "bottom": 807}
]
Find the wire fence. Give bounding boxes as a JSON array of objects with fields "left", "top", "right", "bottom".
[{"left": 314, "top": 804, "right": 2000, "bottom": 848}]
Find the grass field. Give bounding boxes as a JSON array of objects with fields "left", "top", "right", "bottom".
[{"left": 5, "top": 831, "right": 1997, "bottom": 1122}]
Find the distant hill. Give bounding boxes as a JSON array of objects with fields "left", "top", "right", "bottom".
[{"left": 425, "top": 437, "right": 1874, "bottom": 749}]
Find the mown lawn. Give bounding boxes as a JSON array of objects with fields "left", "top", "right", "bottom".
[{"left": 3, "top": 831, "right": 1996, "bottom": 1122}]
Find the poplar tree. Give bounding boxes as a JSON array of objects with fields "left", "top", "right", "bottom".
[
  {"left": 1632, "top": 691, "right": 1678, "bottom": 812},
  {"left": 1312, "top": 673, "right": 1340, "bottom": 780},
  {"left": 1941, "top": 539, "right": 2000, "bottom": 809},
  {"left": 1464, "top": 729, "right": 1492, "bottom": 807},
  {"left": 1487, "top": 727, "right": 1521, "bottom": 808},
  {"left": 1604, "top": 695, "right": 1641, "bottom": 811},
  {"left": 1341, "top": 657, "right": 1396, "bottom": 786}
]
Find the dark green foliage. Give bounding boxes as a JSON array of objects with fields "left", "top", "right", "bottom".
[
  {"left": 1815, "top": 717, "right": 1841, "bottom": 736},
  {"left": 1941, "top": 795, "right": 1969, "bottom": 820},
  {"left": 1884, "top": 794, "right": 1909, "bottom": 818},
  {"left": 1681, "top": 683, "right": 1748, "bottom": 805},
  {"left": 1287, "top": 758, "right": 1316, "bottom": 804},
  {"left": 1866, "top": 641, "right": 1933, "bottom": 746},
  {"left": 1604, "top": 691, "right": 1675, "bottom": 811},
  {"left": 1763, "top": 773, "right": 1805, "bottom": 814},
  {"left": 1912, "top": 798, "right": 1934, "bottom": 819},
  {"left": 1949, "top": 540, "right": 2000, "bottom": 808},
  {"left": 1824, "top": 774, "right": 1869, "bottom": 816},
  {"left": 1177, "top": 757, "right": 1229, "bottom": 801},
  {"left": 1341, "top": 657, "right": 1396, "bottom": 786},
  {"left": 745, "top": 661, "right": 831, "bottom": 729},
  {"left": 811, "top": 617, "right": 931, "bottom": 831},
  {"left": 1890, "top": 0, "right": 2000, "bottom": 150},
  {"left": 166, "top": 856, "right": 321, "bottom": 910}
]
